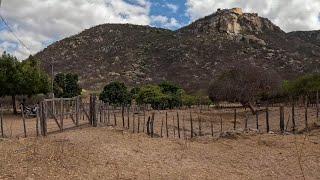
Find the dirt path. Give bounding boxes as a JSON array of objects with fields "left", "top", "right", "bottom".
[{"left": 1, "top": 126, "right": 320, "bottom": 180}]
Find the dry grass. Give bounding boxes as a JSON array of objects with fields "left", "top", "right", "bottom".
[{"left": 1, "top": 125, "right": 320, "bottom": 179}]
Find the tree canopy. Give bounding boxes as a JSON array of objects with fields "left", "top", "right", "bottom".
[
  {"left": 136, "top": 81, "right": 204, "bottom": 109},
  {"left": 283, "top": 73, "right": 320, "bottom": 97},
  {"left": 0, "top": 53, "right": 50, "bottom": 113},
  {"left": 208, "top": 65, "right": 282, "bottom": 113},
  {"left": 54, "top": 73, "right": 82, "bottom": 98},
  {"left": 99, "top": 81, "right": 131, "bottom": 105}
]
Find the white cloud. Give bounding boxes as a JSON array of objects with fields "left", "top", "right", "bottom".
[
  {"left": 151, "top": 15, "right": 181, "bottom": 29},
  {"left": 0, "top": 0, "right": 151, "bottom": 60},
  {"left": 166, "top": 3, "right": 179, "bottom": 13},
  {"left": 186, "top": 0, "right": 320, "bottom": 32}
]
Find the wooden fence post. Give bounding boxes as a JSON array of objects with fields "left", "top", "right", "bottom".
[
  {"left": 107, "top": 103, "right": 110, "bottom": 125},
  {"left": 233, "top": 109, "right": 237, "bottom": 130},
  {"left": 143, "top": 108, "right": 145, "bottom": 132},
  {"left": 21, "top": 104, "right": 27, "bottom": 138},
  {"left": 127, "top": 106, "right": 130, "bottom": 129},
  {"left": 138, "top": 116, "right": 140, "bottom": 133},
  {"left": 173, "top": 115, "right": 176, "bottom": 137},
  {"left": 280, "top": 106, "right": 285, "bottom": 133},
  {"left": 182, "top": 115, "right": 186, "bottom": 139},
  {"left": 160, "top": 118, "right": 164, "bottom": 137},
  {"left": 266, "top": 107, "right": 270, "bottom": 133},
  {"left": 76, "top": 97, "right": 79, "bottom": 126},
  {"left": 146, "top": 116, "right": 151, "bottom": 135},
  {"left": 60, "top": 99, "right": 64, "bottom": 131},
  {"left": 244, "top": 114, "right": 248, "bottom": 130},
  {"left": 36, "top": 104, "right": 40, "bottom": 136},
  {"left": 151, "top": 113, "right": 155, "bottom": 138},
  {"left": 190, "top": 112, "right": 193, "bottom": 138},
  {"left": 304, "top": 97, "right": 308, "bottom": 130},
  {"left": 122, "top": 105, "right": 125, "bottom": 128},
  {"left": 114, "top": 108, "right": 117, "bottom": 126},
  {"left": 220, "top": 116, "right": 223, "bottom": 133},
  {"left": 292, "top": 102, "right": 296, "bottom": 132},
  {"left": 42, "top": 101, "right": 48, "bottom": 136},
  {"left": 0, "top": 104, "right": 4, "bottom": 138},
  {"left": 256, "top": 112, "right": 259, "bottom": 130},
  {"left": 317, "top": 91, "right": 319, "bottom": 121},
  {"left": 198, "top": 115, "right": 202, "bottom": 136},
  {"left": 210, "top": 120, "right": 214, "bottom": 137},
  {"left": 132, "top": 113, "right": 135, "bottom": 133},
  {"left": 165, "top": 112, "right": 168, "bottom": 138},
  {"left": 177, "top": 112, "right": 180, "bottom": 138},
  {"left": 91, "top": 95, "right": 98, "bottom": 127}
]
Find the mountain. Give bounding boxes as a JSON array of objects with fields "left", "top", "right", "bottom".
[
  {"left": 34, "top": 8, "right": 320, "bottom": 93},
  {"left": 288, "top": 30, "right": 320, "bottom": 47}
]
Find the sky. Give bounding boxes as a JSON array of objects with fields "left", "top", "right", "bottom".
[{"left": 0, "top": 0, "right": 320, "bottom": 60}]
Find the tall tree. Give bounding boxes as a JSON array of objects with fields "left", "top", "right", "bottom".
[
  {"left": 53, "top": 73, "right": 81, "bottom": 98},
  {"left": 0, "top": 53, "right": 50, "bottom": 114}
]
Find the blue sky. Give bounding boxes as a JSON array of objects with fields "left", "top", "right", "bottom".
[
  {"left": 0, "top": 0, "right": 320, "bottom": 60},
  {"left": 149, "top": 0, "right": 189, "bottom": 29}
]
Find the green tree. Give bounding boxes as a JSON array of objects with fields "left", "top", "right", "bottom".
[
  {"left": 136, "top": 85, "right": 169, "bottom": 109},
  {"left": 53, "top": 73, "right": 81, "bottom": 98},
  {"left": 99, "top": 82, "right": 131, "bottom": 105},
  {"left": 283, "top": 73, "right": 320, "bottom": 97},
  {"left": 0, "top": 53, "right": 50, "bottom": 114}
]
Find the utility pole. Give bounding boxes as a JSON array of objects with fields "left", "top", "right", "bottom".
[{"left": 51, "top": 62, "right": 54, "bottom": 94}]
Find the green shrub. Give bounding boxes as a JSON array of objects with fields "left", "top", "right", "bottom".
[{"left": 100, "top": 82, "right": 131, "bottom": 106}]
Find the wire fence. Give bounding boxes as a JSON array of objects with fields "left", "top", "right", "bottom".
[{"left": 0, "top": 96, "right": 319, "bottom": 139}]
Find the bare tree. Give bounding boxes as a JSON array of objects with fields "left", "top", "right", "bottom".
[{"left": 208, "top": 64, "right": 282, "bottom": 114}]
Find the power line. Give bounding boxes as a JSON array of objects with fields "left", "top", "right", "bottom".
[{"left": 0, "top": 1, "right": 32, "bottom": 54}]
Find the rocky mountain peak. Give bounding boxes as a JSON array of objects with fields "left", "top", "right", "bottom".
[{"left": 180, "top": 8, "right": 283, "bottom": 36}]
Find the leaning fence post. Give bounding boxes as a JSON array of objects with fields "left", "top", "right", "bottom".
[
  {"left": 280, "top": 106, "right": 285, "bottom": 133},
  {"left": 0, "top": 104, "right": 4, "bottom": 138}
]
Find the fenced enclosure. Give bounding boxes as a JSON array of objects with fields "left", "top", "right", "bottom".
[{"left": 0, "top": 95, "right": 319, "bottom": 139}]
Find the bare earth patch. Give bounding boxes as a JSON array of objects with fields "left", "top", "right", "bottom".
[{"left": 1, "top": 126, "right": 320, "bottom": 180}]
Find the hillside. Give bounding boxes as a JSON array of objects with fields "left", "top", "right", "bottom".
[{"left": 34, "top": 8, "right": 320, "bottom": 92}]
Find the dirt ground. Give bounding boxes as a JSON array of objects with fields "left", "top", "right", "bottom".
[
  {"left": 1, "top": 125, "right": 320, "bottom": 180},
  {"left": 1, "top": 107, "right": 320, "bottom": 179}
]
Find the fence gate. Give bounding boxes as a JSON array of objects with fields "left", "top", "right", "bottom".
[{"left": 38, "top": 97, "right": 92, "bottom": 136}]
